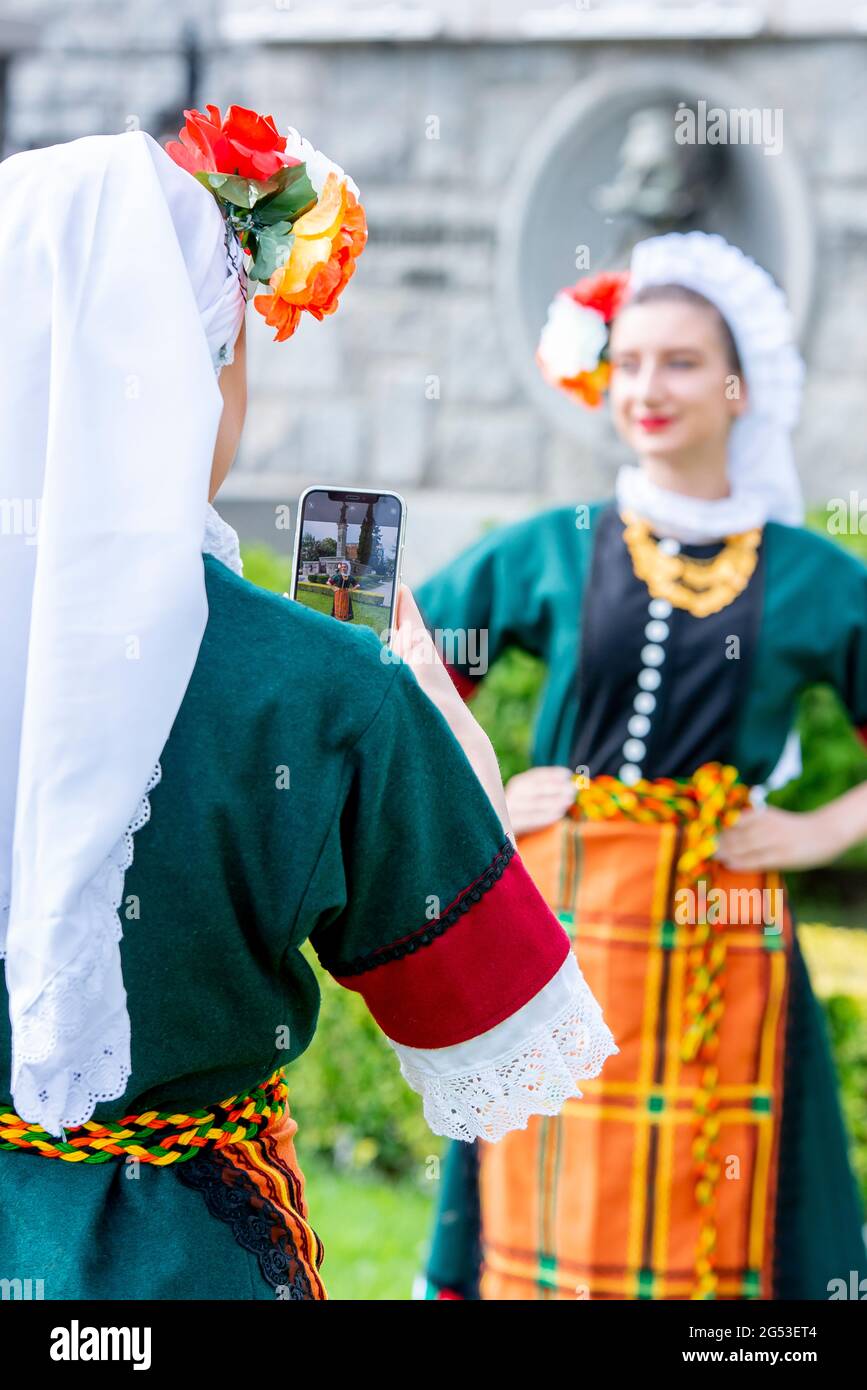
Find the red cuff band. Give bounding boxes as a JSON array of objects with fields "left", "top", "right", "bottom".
[{"left": 334, "top": 848, "right": 570, "bottom": 1049}]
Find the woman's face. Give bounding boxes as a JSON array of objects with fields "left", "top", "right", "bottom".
[
  {"left": 607, "top": 300, "right": 746, "bottom": 466},
  {"left": 209, "top": 315, "right": 248, "bottom": 501}
]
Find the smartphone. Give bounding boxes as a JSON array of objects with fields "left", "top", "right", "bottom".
[{"left": 289, "top": 485, "right": 406, "bottom": 644}]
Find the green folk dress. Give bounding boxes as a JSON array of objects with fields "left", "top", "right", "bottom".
[
  {"left": 0, "top": 549, "right": 616, "bottom": 1299},
  {"left": 416, "top": 501, "right": 867, "bottom": 1299}
]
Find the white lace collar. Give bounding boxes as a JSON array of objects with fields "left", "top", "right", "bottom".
[{"left": 202, "top": 502, "right": 244, "bottom": 577}]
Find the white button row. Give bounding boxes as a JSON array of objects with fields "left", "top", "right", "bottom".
[
  {"left": 617, "top": 550, "right": 677, "bottom": 784},
  {"left": 640, "top": 642, "right": 666, "bottom": 667}
]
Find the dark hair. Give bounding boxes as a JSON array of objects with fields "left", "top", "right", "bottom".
[{"left": 625, "top": 283, "right": 743, "bottom": 375}]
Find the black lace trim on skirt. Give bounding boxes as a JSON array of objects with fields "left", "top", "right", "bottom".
[{"left": 175, "top": 1140, "right": 323, "bottom": 1299}]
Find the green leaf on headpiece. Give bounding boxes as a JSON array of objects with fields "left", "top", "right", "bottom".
[
  {"left": 194, "top": 169, "right": 289, "bottom": 210},
  {"left": 248, "top": 223, "right": 295, "bottom": 285},
  {"left": 194, "top": 171, "right": 254, "bottom": 209},
  {"left": 256, "top": 163, "right": 317, "bottom": 226}
]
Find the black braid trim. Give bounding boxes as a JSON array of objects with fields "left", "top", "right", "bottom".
[{"left": 323, "top": 838, "right": 516, "bottom": 979}]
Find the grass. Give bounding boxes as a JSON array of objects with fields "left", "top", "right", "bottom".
[
  {"left": 298, "top": 1154, "right": 435, "bottom": 1300},
  {"left": 291, "top": 584, "right": 390, "bottom": 635}
]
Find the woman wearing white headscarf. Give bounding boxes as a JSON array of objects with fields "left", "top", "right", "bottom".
[
  {"left": 0, "top": 110, "right": 617, "bottom": 1299},
  {"left": 419, "top": 233, "right": 867, "bottom": 1300}
]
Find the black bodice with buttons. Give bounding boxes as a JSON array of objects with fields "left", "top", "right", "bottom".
[{"left": 570, "top": 505, "right": 766, "bottom": 782}]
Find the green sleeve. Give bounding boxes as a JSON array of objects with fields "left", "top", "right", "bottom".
[
  {"left": 832, "top": 554, "right": 867, "bottom": 731},
  {"left": 302, "top": 655, "right": 571, "bottom": 1056},
  {"left": 810, "top": 536, "right": 867, "bottom": 733},
  {"left": 306, "top": 658, "right": 508, "bottom": 970},
  {"left": 737, "top": 527, "right": 867, "bottom": 780}
]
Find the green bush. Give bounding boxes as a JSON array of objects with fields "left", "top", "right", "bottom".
[
  {"left": 771, "top": 686, "right": 867, "bottom": 866},
  {"left": 823, "top": 994, "right": 867, "bottom": 1205},
  {"left": 769, "top": 510, "right": 867, "bottom": 868},
  {"left": 296, "top": 580, "right": 381, "bottom": 599},
  {"left": 241, "top": 543, "right": 292, "bottom": 595}
]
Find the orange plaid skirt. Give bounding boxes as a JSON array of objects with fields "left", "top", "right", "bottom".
[
  {"left": 479, "top": 817, "right": 791, "bottom": 1300},
  {"left": 332, "top": 585, "right": 351, "bottom": 620}
]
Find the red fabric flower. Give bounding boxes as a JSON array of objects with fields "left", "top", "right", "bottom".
[
  {"left": 566, "top": 270, "right": 630, "bottom": 325},
  {"left": 166, "top": 104, "right": 298, "bottom": 182}
]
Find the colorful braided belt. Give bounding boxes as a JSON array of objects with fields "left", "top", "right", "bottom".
[{"left": 0, "top": 1069, "right": 288, "bottom": 1165}]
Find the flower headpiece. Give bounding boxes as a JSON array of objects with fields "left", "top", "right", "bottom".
[
  {"left": 167, "top": 104, "right": 367, "bottom": 342},
  {"left": 536, "top": 271, "right": 630, "bottom": 408}
]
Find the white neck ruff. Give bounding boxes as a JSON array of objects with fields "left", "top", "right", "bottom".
[{"left": 615, "top": 466, "right": 769, "bottom": 543}]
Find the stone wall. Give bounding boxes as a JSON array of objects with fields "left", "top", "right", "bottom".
[{"left": 4, "top": 1, "right": 866, "bottom": 575}]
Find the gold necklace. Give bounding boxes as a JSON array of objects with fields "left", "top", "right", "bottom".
[{"left": 621, "top": 511, "right": 761, "bottom": 618}]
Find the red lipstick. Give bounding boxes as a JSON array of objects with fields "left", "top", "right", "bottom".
[{"left": 636, "top": 416, "right": 673, "bottom": 432}]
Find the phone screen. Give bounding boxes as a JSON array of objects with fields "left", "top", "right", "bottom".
[{"left": 291, "top": 488, "right": 404, "bottom": 640}]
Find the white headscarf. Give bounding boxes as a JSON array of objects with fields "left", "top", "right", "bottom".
[
  {"left": 615, "top": 232, "right": 805, "bottom": 543},
  {"left": 0, "top": 129, "right": 246, "bottom": 1133}
]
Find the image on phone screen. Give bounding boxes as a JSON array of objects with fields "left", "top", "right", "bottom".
[{"left": 292, "top": 489, "right": 404, "bottom": 637}]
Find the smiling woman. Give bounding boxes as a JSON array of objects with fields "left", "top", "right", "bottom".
[{"left": 418, "top": 231, "right": 867, "bottom": 1301}]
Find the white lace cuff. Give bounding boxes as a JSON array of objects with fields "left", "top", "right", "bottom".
[{"left": 387, "top": 952, "right": 618, "bottom": 1143}]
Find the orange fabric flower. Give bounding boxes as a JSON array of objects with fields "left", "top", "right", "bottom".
[
  {"left": 560, "top": 361, "right": 612, "bottom": 409},
  {"left": 166, "top": 104, "right": 295, "bottom": 182},
  {"left": 535, "top": 356, "right": 613, "bottom": 410},
  {"left": 253, "top": 173, "right": 368, "bottom": 342}
]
